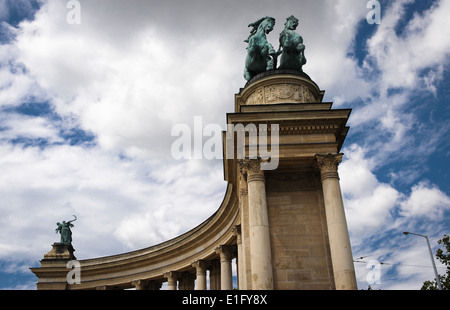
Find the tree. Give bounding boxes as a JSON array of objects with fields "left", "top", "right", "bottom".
[{"left": 421, "top": 235, "right": 450, "bottom": 290}]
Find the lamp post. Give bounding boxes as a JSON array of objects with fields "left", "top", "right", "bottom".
[{"left": 403, "top": 231, "right": 443, "bottom": 290}]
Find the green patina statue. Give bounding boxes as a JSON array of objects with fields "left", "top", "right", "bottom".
[
  {"left": 279, "top": 15, "right": 306, "bottom": 71},
  {"left": 55, "top": 215, "right": 77, "bottom": 244},
  {"left": 244, "top": 16, "right": 279, "bottom": 81},
  {"left": 243, "top": 15, "right": 306, "bottom": 80}
]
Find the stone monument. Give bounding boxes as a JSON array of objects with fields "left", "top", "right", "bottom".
[
  {"left": 31, "top": 17, "right": 357, "bottom": 290},
  {"left": 30, "top": 216, "right": 77, "bottom": 289}
]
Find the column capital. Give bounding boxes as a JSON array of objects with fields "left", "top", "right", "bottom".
[
  {"left": 131, "top": 279, "right": 150, "bottom": 290},
  {"left": 215, "top": 245, "right": 236, "bottom": 261},
  {"left": 315, "top": 153, "right": 343, "bottom": 181},
  {"left": 164, "top": 271, "right": 179, "bottom": 290},
  {"left": 238, "top": 168, "right": 248, "bottom": 196},
  {"left": 163, "top": 271, "right": 178, "bottom": 280},
  {"left": 192, "top": 260, "right": 207, "bottom": 272},
  {"left": 239, "top": 159, "right": 264, "bottom": 184},
  {"left": 232, "top": 225, "right": 242, "bottom": 244},
  {"left": 192, "top": 260, "right": 207, "bottom": 290},
  {"left": 132, "top": 279, "right": 161, "bottom": 290}
]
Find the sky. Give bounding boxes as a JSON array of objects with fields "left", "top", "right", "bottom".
[{"left": 0, "top": 0, "right": 449, "bottom": 290}]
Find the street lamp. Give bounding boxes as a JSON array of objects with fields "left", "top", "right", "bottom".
[{"left": 403, "top": 231, "right": 443, "bottom": 290}]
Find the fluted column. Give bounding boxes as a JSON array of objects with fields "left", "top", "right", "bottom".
[
  {"left": 192, "top": 260, "right": 207, "bottom": 290},
  {"left": 215, "top": 245, "right": 234, "bottom": 290},
  {"left": 316, "top": 153, "right": 357, "bottom": 290},
  {"left": 164, "top": 271, "right": 178, "bottom": 290},
  {"left": 241, "top": 159, "right": 274, "bottom": 290}
]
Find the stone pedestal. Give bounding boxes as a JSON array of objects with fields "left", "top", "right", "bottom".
[
  {"left": 43, "top": 243, "right": 77, "bottom": 261},
  {"left": 29, "top": 243, "right": 76, "bottom": 290}
]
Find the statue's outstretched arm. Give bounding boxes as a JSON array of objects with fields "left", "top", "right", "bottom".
[{"left": 67, "top": 215, "right": 77, "bottom": 224}]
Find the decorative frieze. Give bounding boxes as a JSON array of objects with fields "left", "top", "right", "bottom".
[{"left": 245, "top": 83, "right": 318, "bottom": 105}]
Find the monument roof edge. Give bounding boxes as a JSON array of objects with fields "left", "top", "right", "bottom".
[{"left": 244, "top": 69, "right": 312, "bottom": 88}]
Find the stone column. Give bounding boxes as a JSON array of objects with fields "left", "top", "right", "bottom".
[
  {"left": 215, "top": 245, "right": 234, "bottom": 290},
  {"left": 164, "top": 271, "right": 178, "bottom": 290},
  {"left": 192, "top": 260, "right": 207, "bottom": 290},
  {"left": 209, "top": 260, "right": 220, "bottom": 290},
  {"left": 316, "top": 153, "right": 357, "bottom": 290},
  {"left": 147, "top": 281, "right": 162, "bottom": 290},
  {"left": 232, "top": 225, "right": 244, "bottom": 290},
  {"left": 238, "top": 168, "right": 250, "bottom": 289},
  {"left": 241, "top": 159, "right": 274, "bottom": 290},
  {"left": 179, "top": 272, "right": 195, "bottom": 290}
]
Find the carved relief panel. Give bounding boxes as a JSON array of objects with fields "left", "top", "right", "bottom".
[{"left": 245, "top": 83, "right": 317, "bottom": 105}]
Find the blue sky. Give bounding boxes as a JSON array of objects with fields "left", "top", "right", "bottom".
[{"left": 0, "top": 0, "right": 449, "bottom": 290}]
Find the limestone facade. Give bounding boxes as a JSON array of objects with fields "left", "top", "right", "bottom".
[{"left": 30, "top": 70, "right": 356, "bottom": 290}]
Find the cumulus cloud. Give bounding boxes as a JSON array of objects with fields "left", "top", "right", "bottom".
[
  {"left": 340, "top": 142, "right": 450, "bottom": 252},
  {"left": 365, "top": 0, "right": 450, "bottom": 92},
  {"left": 0, "top": 113, "right": 58, "bottom": 143},
  {"left": 340, "top": 145, "right": 400, "bottom": 242},
  {"left": 400, "top": 181, "right": 450, "bottom": 219}
]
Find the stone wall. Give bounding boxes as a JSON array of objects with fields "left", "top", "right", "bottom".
[{"left": 266, "top": 169, "right": 334, "bottom": 289}]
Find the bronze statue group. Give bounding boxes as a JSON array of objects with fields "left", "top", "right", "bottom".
[{"left": 244, "top": 15, "right": 307, "bottom": 81}]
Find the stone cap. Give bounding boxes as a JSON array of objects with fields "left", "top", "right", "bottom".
[
  {"left": 42, "top": 243, "right": 77, "bottom": 262},
  {"left": 236, "top": 69, "right": 324, "bottom": 112},
  {"left": 245, "top": 69, "right": 312, "bottom": 87}
]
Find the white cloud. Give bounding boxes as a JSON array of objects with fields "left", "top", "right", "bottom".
[
  {"left": 400, "top": 181, "right": 450, "bottom": 219},
  {"left": 340, "top": 145, "right": 401, "bottom": 242},
  {"left": 0, "top": 113, "right": 61, "bottom": 143},
  {"left": 365, "top": 0, "right": 450, "bottom": 93},
  {"left": 340, "top": 142, "right": 450, "bottom": 249},
  {"left": 0, "top": 143, "right": 226, "bottom": 260},
  {"left": 0, "top": 43, "right": 46, "bottom": 107},
  {"left": 345, "top": 0, "right": 450, "bottom": 176}
]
